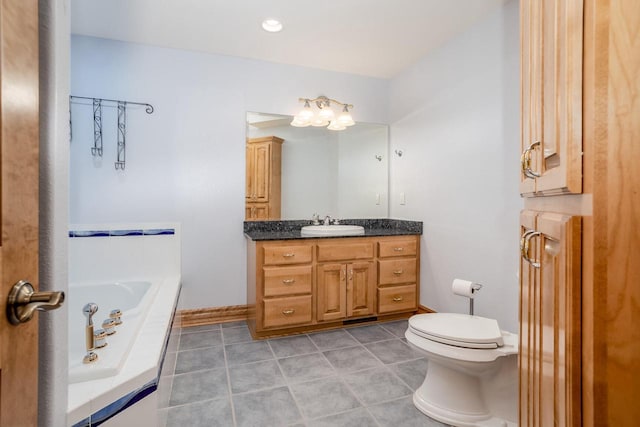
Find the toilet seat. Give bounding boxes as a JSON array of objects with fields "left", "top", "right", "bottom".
[{"left": 409, "top": 313, "right": 503, "bottom": 349}]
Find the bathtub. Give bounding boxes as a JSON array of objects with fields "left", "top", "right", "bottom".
[
  {"left": 68, "top": 281, "right": 158, "bottom": 383},
  {"left": 67, "top": 275, "right": 181, "bottom": 427}
]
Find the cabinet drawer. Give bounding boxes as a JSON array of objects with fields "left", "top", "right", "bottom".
[
  {"left": 378, "top": 238, "right": 417, "bottom": 258},
  {"left": 317, "top": 242, "right": 374, "bottom": 262},
  {"left": 264, "top": 266, "right": 312, "bottom": 297},
  {"left": 263, "top": 244, "right": 313, "bottom": 265},
  {"left": 263, "top": 295, "right": 312, "bottom": 328},
  {"left": 378, "top": 259, "right": 417, "bottom": 285},
  {"left": 378, "top": 285, "right": 417, "bottom": 314}
]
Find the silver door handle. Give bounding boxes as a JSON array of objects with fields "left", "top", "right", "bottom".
[{"left": 7, "top": 280, "right": 65, "bottom": 325}]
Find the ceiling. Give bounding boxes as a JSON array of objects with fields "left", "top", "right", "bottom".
[{"left": 71, "top": 0, "right": 507, "bottom": 79}]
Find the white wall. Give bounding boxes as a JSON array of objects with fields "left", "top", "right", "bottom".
[
  {"left": 39, "top": 0, "right": 70, "bottom": 425},
  {"left": 70, "top": 36, "right": 389, "bottom": 309},
  {"left": 389, "top": 0, "right": 522, "bottom": 332}
]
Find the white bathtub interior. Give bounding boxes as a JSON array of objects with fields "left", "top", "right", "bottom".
[
  {"left": 68, "top": 281, "right": 158, "bottom": 383},
  {"left": 67, "top": 223, "right": 181, "bottom": 427}
]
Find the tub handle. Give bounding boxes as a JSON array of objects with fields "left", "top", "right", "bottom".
[{"left": 6, "top": 280, "right": 65, "bottom": 325}]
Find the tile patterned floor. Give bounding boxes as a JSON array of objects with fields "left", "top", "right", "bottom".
[{"left": 158, "top": 320, "right": 448, "bottom": 427}]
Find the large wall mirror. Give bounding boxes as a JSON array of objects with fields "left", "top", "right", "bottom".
[{"left": 246, "top": 112, "right": 389, "bottom": 221}]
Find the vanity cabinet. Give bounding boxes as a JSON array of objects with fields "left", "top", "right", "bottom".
[
  {"left": 245, "top": 136, "right": 283, "bottom": 220},
  {"left": 247, "top": 235, "right": 420, "bottom": 338},
  {"left": 316, "top": 241, "right": 376, "bottom": 321},
  {"left": 377, "top": 238, "right": 418, "bottom": 314},
  {"left": 520, "top": 0, "right": 583, "bottom": 196}
]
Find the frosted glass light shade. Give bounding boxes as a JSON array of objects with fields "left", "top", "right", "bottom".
[
  {"left": 291, "top": 117, "right": 311, "bottom": 127},
  {"left": 318, "top": 107, "right": 335, "bottom": 121},
  {"left": 310, "top": 117, "right": 329, "bottom": 127},
  {"left": 337, "top": 108, "right": 355, "bottom": 126},
  {"left": 327, "top": 120, "right": 346, "bottom": 131}
]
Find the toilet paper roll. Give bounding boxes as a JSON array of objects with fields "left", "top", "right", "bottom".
[{"left": 452, "top": 279, "right": 479, "bottom": 298}]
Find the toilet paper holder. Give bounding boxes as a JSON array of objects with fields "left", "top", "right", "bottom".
[{"left": 469, "top": 283, "right": 482, "bottom": 316}]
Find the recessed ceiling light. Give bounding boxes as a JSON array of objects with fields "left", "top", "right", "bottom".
[{"left": 262, "top": 19, "right": 283, "bottom": 33}]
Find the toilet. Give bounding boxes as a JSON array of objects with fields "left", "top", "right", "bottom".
[{"left": 405, "top": 312, "right": 518, "bottom": 427}]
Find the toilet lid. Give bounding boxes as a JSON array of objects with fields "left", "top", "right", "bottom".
[{"left": 409, "top": 313, "right": 504, "bottom": 349}]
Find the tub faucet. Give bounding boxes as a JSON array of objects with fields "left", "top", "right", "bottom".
[{"left": 82, "top": 303, "right": 99, "bottom": 364}]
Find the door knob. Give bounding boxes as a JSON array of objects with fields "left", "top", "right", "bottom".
[{"left": 6, "top": 280, "right": 65, "bottom": 325}]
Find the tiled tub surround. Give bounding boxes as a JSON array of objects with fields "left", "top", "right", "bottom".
[
  {"left": 68, "top": 224, "right": 181, "bottom": 427},
  {"left": 244, "top": 218, "right": 423, "bottom": 241},
  {"left": 158, "top": 319, "right": 447, "bottom": 427}
]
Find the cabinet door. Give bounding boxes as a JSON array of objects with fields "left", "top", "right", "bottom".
[
  {"left": 246, "top": 143, "right": 255, "bottom": 200},
  {"left": 347, "top": 262, "right": 375, "bottom": 317},
  {"left": 519, "top": 210, "right": 581, "bottom": 426},
  {"left": 520, "top": 0, "right": 583, "bottom": 196},
  {"left": 253, "top": 142, "right": 271, "bottom": 202},
  {"left": 317, "top": 263, "right": 346, "bottom": 321}
]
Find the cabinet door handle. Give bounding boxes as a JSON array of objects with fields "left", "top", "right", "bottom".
[
  {"left": 393, "top": 247, "right": 404, "bottom": 252},
  {"left": 348, "top": 269, "right": 353, "bottom": 280},
  {"left": 392, "top": 296, "right": 404, "bottom": 302},
  {"left": 282, "top": 309, "right": 295, "bottom": 315},
  {"left": 520, "top": 141, "right": 541, "bottom": 179},
  {"left": 282, "top": 279, "right": 295, "bottom": 284},
  {"left": 520, "top": 230, "right": 541, "bottom": 268},
  {"left": 282, "top": 253, "right": 295, "bottom": 258},
  {"left": 393, "top": 269, "right": 404, "bottom": 275}
]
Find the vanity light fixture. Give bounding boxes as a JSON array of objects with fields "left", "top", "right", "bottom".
[
  {"left": 291, "top": 96, "right": 355, "bottom": 130},
  {"left": 262, "top": 19, "right": 283, "bottom": 33}
]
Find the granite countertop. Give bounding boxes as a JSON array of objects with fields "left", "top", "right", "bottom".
[{"left": 244, "top": 219, "right": 422, "bottom": 241}]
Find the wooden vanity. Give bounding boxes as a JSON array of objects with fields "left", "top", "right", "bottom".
[{"left": 246, "top": 234, "right": 420, "bottom": 338}]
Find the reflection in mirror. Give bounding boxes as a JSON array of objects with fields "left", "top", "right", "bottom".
[{"left": 246, "top": 112, "right": 389, "bottom": 221}]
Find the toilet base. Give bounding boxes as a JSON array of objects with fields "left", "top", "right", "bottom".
[{"left": 413, "top": 360, "right": 515, "bottom": 427}]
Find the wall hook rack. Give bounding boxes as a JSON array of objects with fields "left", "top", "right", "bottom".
[{"left": 69, "top": 95, "right": 154, "bottom": 170}]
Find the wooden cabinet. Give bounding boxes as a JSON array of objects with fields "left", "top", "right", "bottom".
[
  {"left": 520, "top": 0, "right": 583, "bottom": 196},
  {"left": 377, "top": 237, "right": 418, "bottom": 314},
  {"left": 246, "top": 235, "right": 420, "bottom": 338},
  {"left": 521, "top": 1, "right": 640, "bottom": 424},
  {"left": 519, "top": 210, "right": 581, "bottom": 426},
  {"left": 245, "top": 136, "right": 283, "bottom": 220},
  {"left": 255, "top": 241, "right": 314, "bottom": 331},
  {"left": 317, "top": 261, "right": 376, "bottom": 321},
  {"left": 316, "top": 241, "right": 376, "bottom": 321}
]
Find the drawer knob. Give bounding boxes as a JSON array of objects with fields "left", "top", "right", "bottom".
[
  {"left": 282, "top": 309, "right": 295, "bottom": 315},
  {"left": 392, "top": 296, "right": 404, "bottom": 302},
  {"left": 282, "top": 253, "right": 295, "bottom": 258},
  {"left": 282, "top": 279, "right": 296, "bottom": 284},
  {"left": 393, "top": 269, "right": 404, "bottom": 275},
  {"left": 393, "top": 247, "right": 404, "bottom": 252}
]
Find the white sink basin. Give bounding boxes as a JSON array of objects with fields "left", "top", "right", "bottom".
[{"left": 301, "top": 225, "right": 365, "bottom": 237}]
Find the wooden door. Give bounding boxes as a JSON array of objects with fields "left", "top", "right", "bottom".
[
  {"left": 0, "top": 0, "right": 40, "bottom": 425},
  {"left": 317, "top": 263, "right": 346, "bottom": 321},
  {"left": 519, "top": 210, "right": 581, "bottom": 426},
  {"left": 346, "top": 262, "right": 375, "bottom": 317},
  {"left": 520, "top": 0, "right": 583, "bottom": 196}
]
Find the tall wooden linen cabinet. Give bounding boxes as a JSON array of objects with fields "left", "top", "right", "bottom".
[
  {"left": 519, "top": 1, "right": 639, "bottom": 426},
  {"left": 245, "top": 136, "right": 284, "bottom": 220}
]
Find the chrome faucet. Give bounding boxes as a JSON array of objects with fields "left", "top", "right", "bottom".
[
  {"left": 323, "top": 215, "right": 331, "bottom": 226},
  {"left": 311, "top": 213, "right": 321, "bottom": 225},
  {"left": 82, "top": 303, "right": 99, "bottom": 364}
]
